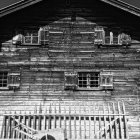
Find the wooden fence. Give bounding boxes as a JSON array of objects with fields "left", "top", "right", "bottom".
[{"left": 0, "top": 101, "right": 129, "bottom": 139}]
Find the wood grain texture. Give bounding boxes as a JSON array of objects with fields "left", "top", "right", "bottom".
[{"left": 0, "top": 3, "right": 140, "bottom": 138}]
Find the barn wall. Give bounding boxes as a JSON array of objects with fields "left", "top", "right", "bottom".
[{"left": 0, "top": 17, "right": 140, "bottom": 139}]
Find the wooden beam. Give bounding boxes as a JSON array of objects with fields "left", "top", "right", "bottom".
[{"left": 0, "top": 116, "right": 5, "bottom": 138}]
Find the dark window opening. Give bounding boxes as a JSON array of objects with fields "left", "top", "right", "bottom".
[
  {"left": 0, "top": 72, "right": 8, "bottom": 88},
  {"left": 78, "top": 72, "right": 99, "bottom": 88}
]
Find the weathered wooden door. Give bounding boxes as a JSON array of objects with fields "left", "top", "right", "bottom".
[{"left": 1, "top": 101, "right": 129, "bottom": 140}]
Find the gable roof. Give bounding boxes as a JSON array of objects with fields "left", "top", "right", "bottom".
[
  {"left": 0, "top": 0, "right": 140, "bottom": 18},
  {"left": 0, "top": 0, "right": 21, "bottom": 9},
  {"left": 122, "top": 0, "right": 140, "bottom": 10},
  {"left": 101, "top": 0, "right": 140, "bottom": 17},
  {"left": 0, "top": 0, "right": 43, "bottom": 18}
]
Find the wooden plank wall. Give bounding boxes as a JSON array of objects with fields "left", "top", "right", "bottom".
[{"left": 0, "top": 17, "right": 140, "bottom": 139}]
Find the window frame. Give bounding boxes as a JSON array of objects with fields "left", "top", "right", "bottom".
[
  {"left": 23, "top": 34, "right": 39, "bottom": 45},
  {"left": 8, "top": 73, "right": 21, "bottom": 88},
  {"left": 100, "top": 72, "right": 113, "bottom": 90},
  {"left": 64, "top": 71, "right": 113, "bottom": 91},
  {"left": 39, "top": 27, "right": 49, "bottom": 45},
  {"left": 64, "top": 72, "right": 78, "bottom": 90},
  {"left": 0, "top": 71, "right": 8, "bottom": 89},
  {"left": 23, "top": 30, "right": 40, "bottom": 45},
  {"left": 77, "top": 72, "right": 101, "bottom": 90}
]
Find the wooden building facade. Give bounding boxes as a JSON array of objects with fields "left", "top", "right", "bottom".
[{"left": 0, "top": 0, "right": 140, "bottom": 139}]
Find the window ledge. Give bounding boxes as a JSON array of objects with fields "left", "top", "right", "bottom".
[
  {"left": 0, "top": 87, "right": 9, "bottom": 90},
  {"left": 77, "top": 87, "right": 102, "bottom": 91},
  {"left": 21, "top": 43, "right": 41, "bottom": 46},
  {"left": 8, "top": 84, "right": 20, "bottom": 87}
]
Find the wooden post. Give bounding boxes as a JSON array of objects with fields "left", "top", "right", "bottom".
[
  {"left": 24, "top": 111, "right": 26, "bottom": 139},
  {"left": 53, "top": 113, "right": 56, "bottom": 128},
  {"left": 103, "top": 104, "right": 107, "bottom": 139},
  {"left": 0, "top": 115, "right": 6, "bottom": 138},
  {"left": 113, "top": 102, "right": 118, "bottom": 139},
  {"left": 74, "top": 104, "right": 76, "bottom": 139},
  {"left": 17, "top": 114, "right": 21, "bottom": 139},
  {"left": 38, "top": 115, "right": 41, "bottom": 130},
  {"left": 118, "top": 101, "right": 123, "bottom": 139},
  {"left": 33, "top": 114, "right": 36, "bottom": 131},
  {"left": 69, "top": 104, "right": 71, "bottom": 139},
  {"left": 89, "top": 103, "right": 92, "bottom": 139},
  {"left": 74, "top": 116, "right": 76, "bottom": 139},
  {"left": 122, "top": 101, "right": 129, "bottom": 139},
  {"left": 59, "top": 102, "right": 61, "bottom": 128},
  {"left": 26, "top": 115, "right": 29, "bottom": 139},
  {"left": 84, "top": 116, "right": 86, "bottom": 139},
  {"left": 44, "top": 106, "right": 48, "bottom": 130},
  {"left": 13, "top": 112, "right": 16, "bottom": 139},
  {"left": 79, "top": 103, "right": 81, "bottom": 139},
  {"left": 54, "top": 104, "right": 56, "bottom": 129},
  {"left": 99, "top": 111, "right": 102, "bottom": 138},
  {"left": 21, "top": 115, "right": 25, "bottom": 140},
  {"left": 108, "top": 103, "right": 113, "bottom": 139},
  {"left": 64, "top": 104, "right": 67, "bottom": 138},
  {"left": 94, "top": 103, "right": 96, "bottom": 139},
  {"left": 6, "top": 115, "right": 10, "bottom": 138},
  {"left": 48, "top": 103, "right": 52, "bottom": 129},
  {"left": 9, "top": 113, "right": 12, "bottom": 139}
]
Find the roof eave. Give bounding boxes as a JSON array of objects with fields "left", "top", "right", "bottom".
[
  {"left": 0, "top": 0, "right": 140, "bottom": 18},
  {"left": 0, "top": 0, "right": 43, "bottom": 18},
  {"left": 101, "top": 0, "right": 140, "bottom": 17}
]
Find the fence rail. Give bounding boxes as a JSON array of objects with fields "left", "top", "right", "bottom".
[{"left": 0, "top": 101, "right": 129, "bottom": 140}]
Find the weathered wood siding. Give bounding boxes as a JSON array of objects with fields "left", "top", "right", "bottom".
[{"left": 0, "top": 17, "right": 140, "bottom": 139}]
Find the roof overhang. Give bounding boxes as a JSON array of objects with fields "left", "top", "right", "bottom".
[
  {"left": 0, "top": 0, "right": 43, "bottom": 18},
  {"left": 0, "top": 0, "right": 140, "bottom": 18},
  {"left": 101, "top": 0, "right": 140, "bottom": 17}
]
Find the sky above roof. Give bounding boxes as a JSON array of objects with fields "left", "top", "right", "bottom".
[{"left": 0, "top": 0, "right": 140, "bottom": 10}]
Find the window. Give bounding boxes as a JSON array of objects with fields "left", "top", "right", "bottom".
[
  {"left": 0, "top": 72, "right": 8, "bottom": 88},
  {"left": 78, "top": 72, "right": 100, "bottom": 89},
  {"left": 23, "top": 31, "right": 39, "bottom": 44},
  {"left": 8, "top": 73, "right": 20, "bottom": 89},
  {"left": 64, "top": 72, "right": 77, "bottom": 90},
  {"left": 64, "top": 71, "right": 113, "bottom": 90},
  {"left": 94, "top": 27, "right": 105, "bottom": 44},
  {"left": 100, "top": 72, "right": 113, "bottom": 89},
  {"left": 12, "top": 34, "right": 23, "bottom": 45},
  {"left": 39, "top": 27, "right": 49, "bottom": 45}
]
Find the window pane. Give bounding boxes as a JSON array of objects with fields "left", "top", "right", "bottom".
[
  {"left": 78, "top": 72, "right": 88, "bottom": 88},
  {"left": 32, "top": 36, "right": 38, "bottom": 44},
  {"left": 25, "top": 36, "right": 31, "bottom": 43},
  {"left": 90, "top": 81, "right": 98, "bottom": 87},
  {"left": 3, "top": 84, "right": 7, "bottom": 87},
  {"left": 3, "top": 75, "right": 7, "bottom": 79},
  {"left": 3, "top": 80, "right": 7, "bottom": 83},
  {"left": 82, "top": 77, "right": 87, "bottom": 80},
  {"left": 83, "top": 81, "right": 87, "bottom": 85},
  {"left": 89, "top": 72, "right": 99, "bottom": 87}
]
